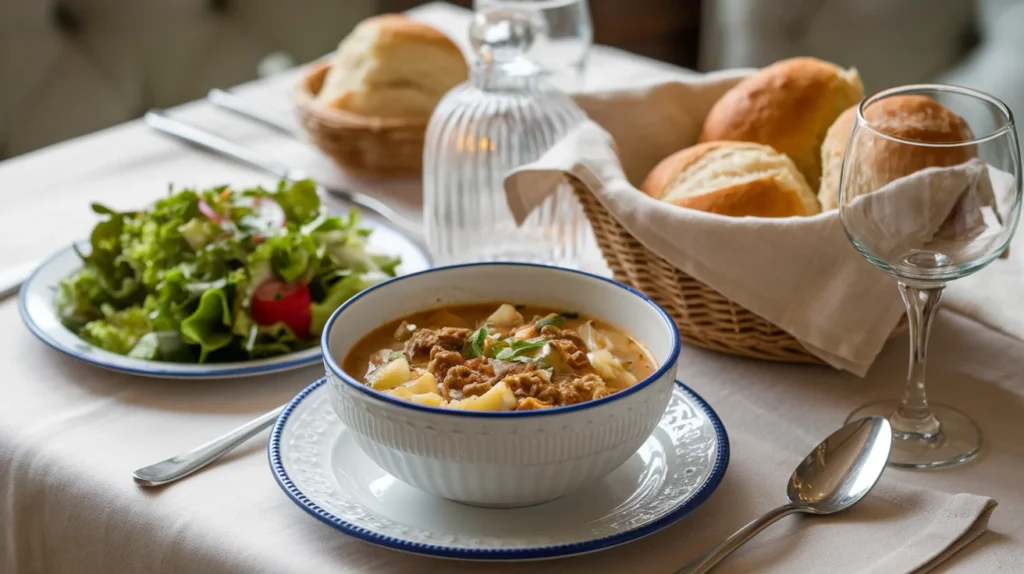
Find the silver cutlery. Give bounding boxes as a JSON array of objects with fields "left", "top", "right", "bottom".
[
  {"left": 133, "top": 404, "right": 286, "bottom": 487},
  {"left": 678, "top": 416, "right": 892, "bottom": 574},
  {"left": 207, "top": 88, "right": 299, "bottom": 136},
  {"left": 0, "top": 258, "right": 41, "bottom": 301},
  {"left": 143, "top": 109, "right": 423, "bottom": 242}
]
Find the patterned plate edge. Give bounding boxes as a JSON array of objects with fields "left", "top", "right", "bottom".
[{"left": 267, "top": 378, "right": 731, "bottom": 561}]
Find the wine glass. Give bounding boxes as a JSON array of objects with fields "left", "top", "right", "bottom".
[
  {"left": 839, "top": 84, "right": 1022, "bottom": 468},
  {"left": 473, "top": 0, "right": 592, "bottom": 92}
]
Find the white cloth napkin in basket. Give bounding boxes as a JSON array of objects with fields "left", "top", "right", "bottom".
[{"left": 503, "top": 74, "right": 1013, "bottom": 375}]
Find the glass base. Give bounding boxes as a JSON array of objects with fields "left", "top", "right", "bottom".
[{"left": 846, "top": 401, "right": 982, "bottom": 469}]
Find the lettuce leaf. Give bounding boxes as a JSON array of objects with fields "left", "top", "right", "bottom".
[
  {"left": 309, "top": 274, "right": 370, "bottom": 336},
  {"left": 244, "top": 322, "right": 306, "bottom": 358},
  {"left": 79, "top": 305, "right": 152, "bottom": 355},
  {"left": 180, "top": 288, "right": 234, "bottom": 362},
  {"left": 57, "top": 181, "right": 396, "bottom": 363},
  {"left": 128, "top": 331, "right": 192, "bottom": 362},
  {"left": 250, "top": 233, "right": 319, "bottom": 283},
  {"left": 56, "top": 267, "right": 108, "bottom": 329}
]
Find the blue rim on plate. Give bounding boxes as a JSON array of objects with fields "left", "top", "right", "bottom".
[
  {"left": 17, "top": 245, "right": 324, "bottom": 378},
  {"left": 321, "top": 262, "right": 683, "bottom": 418},
  {"left": 268, "top": 377, "right": 730, "bottom": 561},
  {"left": 19, "top": 226, "right": 431, "bottom": 379}
]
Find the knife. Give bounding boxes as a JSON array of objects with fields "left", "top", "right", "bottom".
[
  {"left": 207, "top": 89, "right": 299, "bottom": 137},
  {"left": 0, "top": 259, "right": 40, "bottom": 302},
  {"left": 143, "top": 109, "right": 424, "bottom": 243}
]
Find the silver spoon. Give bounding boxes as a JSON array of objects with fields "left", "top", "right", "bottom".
[
  {"left": 133, "top": 405, "right": 285, "bottom": 487},
  {"left": 678, "top": 416, "right": 892, "bottom": 574}
]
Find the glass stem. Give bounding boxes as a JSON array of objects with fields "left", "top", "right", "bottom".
[{"left": 892, "top": 282, "right": 944, "bottom": 439}]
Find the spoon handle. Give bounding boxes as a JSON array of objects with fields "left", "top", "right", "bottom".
[
  {"left": 676, "top": 503, "right": 803, "bottom": 574},
  {"left": 133, "top": 405, "right": 285, "bottom": 487}
]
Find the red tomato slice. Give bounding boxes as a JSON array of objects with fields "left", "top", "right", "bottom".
[{"left": 250, "top": 281, "right": 312, "bottom": 338}]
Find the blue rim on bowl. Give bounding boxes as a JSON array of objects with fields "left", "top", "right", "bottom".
[
  {"left": 320, "top": 262, "right": 683, "bottom": 418},
  {"left": 268, "top": 377, "right": 730, "bottom": 560}
]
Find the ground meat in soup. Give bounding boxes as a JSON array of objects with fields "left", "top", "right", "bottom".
[
  {"left": 427, "top": 347, "right": 464, "bottom": 380},
  {"left": 548, "top": 339, "right": 592, "bottom": 372},
  {"left": 516, "top": 397, "right": 553, "bottom": 411},
  {"left": 504, "top": 370, "right": 561, "bottom": 404},
  {"left": 540, "top": 325, "right": 586, "bottom": 350},
  {"left": 404, "top": 327, "right": 470, "bottom": 362},
  {"left": 342, "top": 303, "right": 657, "bottom": 411},
  {"left": 560, "top": 374, "right": 613, "bottom": 405},
  {"left": 443, "top": 360, "right": 495, "bottom": 401}
]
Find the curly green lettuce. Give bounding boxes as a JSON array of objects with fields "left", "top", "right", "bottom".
[{"left": 55, "top": 180, "right": 400, "bottom": 363}]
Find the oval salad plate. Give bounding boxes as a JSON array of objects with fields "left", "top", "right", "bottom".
[
  {"left": 19, "top": 221, "right": 430, "bottom": 379},
  {"left": 269, "top": 378, "right": 729, "bottom": 561}
]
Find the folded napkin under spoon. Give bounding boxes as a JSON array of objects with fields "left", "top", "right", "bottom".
[
  {"left": 133, "top": 405, "right": 285, "bottom": 487},
  {"left": 678, "top": 416, "right": 892, "bottom": 574}
]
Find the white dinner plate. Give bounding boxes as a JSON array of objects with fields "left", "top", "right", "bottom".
[
  {"left": 18, "top": 220, "right": 430, "bottom": 379},
  {"left": 269, "top": 378, "right": 729, "bottom": 561}
]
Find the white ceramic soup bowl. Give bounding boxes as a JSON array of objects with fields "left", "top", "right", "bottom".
[{"left": 321, "top": 263, "right": 680, "bottom": 507}]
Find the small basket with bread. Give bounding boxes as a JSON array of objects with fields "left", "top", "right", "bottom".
[
  {"left": 294, "top": 14, "right": 468, "bottom": 177},
  {"left": 503, "top": 57, "right": 995, "bottom": 374}
]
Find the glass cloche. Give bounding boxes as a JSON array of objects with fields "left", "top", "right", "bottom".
[{"left": 423, "top": 8, "right": 590, "bottom": 267}]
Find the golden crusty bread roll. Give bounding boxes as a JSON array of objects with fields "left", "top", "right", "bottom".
[
  {"left": 642, "top": 141, "right": 821, "bottom": 217},
  {"left": 699, "top": 57, "right": 863, "bottom": 189},
  {"left": 316, "top": 14, "right": 468, "bottom": 118},
  {"left": 818, "top": 95, "right": 976, "bottom": 211}
]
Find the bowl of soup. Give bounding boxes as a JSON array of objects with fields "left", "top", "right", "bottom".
[{"left": 321, "top": 263, "right": 680, "bottom": 507}]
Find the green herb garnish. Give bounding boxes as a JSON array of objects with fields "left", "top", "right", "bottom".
[
  {"left": 463, "top": 327, "right": 489, "bottom": 358},
  {"left": 494, "top": 337, "right": 547, "bottom": 361},
  {"left": 535, "top": 313, "right": 565, "bottom": 330}
]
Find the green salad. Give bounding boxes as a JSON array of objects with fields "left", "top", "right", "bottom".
[{"left": 55, "top": 180, "right": 400, "bottom": 363}]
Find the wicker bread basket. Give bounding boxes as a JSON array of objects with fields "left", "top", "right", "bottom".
[
  {"left": 572, "top": 179, "right": 904, "bottom": 364},
  {"left": 294, "top": 62, "right": 426, "bottom": 178}
]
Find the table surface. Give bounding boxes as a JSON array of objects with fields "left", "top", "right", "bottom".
[{"left": 3, "top": 4, "right": 1024, "bottom": 573}]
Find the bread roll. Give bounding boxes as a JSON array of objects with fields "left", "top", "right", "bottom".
[
  {"left": 642, "top": 141, "right": 821, "bottom": 217},
  {"left": 699, "top": 57, "right": 863, "bottom": 189},
  {"left": 818, "top": 95, "right": 976, "bottom": 211},
  {"left": 316, "top": 14, "right": 468, "bottom": 118}
]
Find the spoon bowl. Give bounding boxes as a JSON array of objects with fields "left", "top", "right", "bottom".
[
  {"left": 787, "top": 416, "right": 892, "bottom": 514},
  {"left": 679, "top": 416, "right": 892, "bottom": 573}
]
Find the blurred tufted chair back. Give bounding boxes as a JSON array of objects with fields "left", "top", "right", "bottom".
[{"left": 0, "top": 0, "right": 375, "bottom": 159}]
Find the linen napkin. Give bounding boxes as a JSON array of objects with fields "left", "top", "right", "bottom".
[
  {"left": 700, "top": 432, "right": 997, "bottom": 574},
  {"left": 946, "top": 239, "right": 1024, "bottom": 342},
  {"left": 503, "top": 75, "right": 1014, "bottom": 375},
  {"left": 942, "top": 165, "right": 1024, "bottom": 342}
]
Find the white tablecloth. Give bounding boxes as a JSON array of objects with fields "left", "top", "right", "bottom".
[{"left": 2, "top": 4, "right": 1023, "bottom": 573}]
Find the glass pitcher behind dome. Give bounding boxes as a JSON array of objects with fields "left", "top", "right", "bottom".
[{"left": 422, "top": 8, "right": 590, "bottom": 268}]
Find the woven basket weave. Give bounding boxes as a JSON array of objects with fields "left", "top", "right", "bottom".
[
  {"left": 294, "top": 62, "right": 426, "bottom": 178},
  {"left": 573, "top": 179, "right": 905, "bottom": 364}
]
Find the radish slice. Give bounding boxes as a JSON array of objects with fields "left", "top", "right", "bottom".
[
  {"left": 198, "top": 199, "right": 224, "bottom": 224},
  {"left": 256, "top": 197, "right": 287, "bottom": 229}
]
